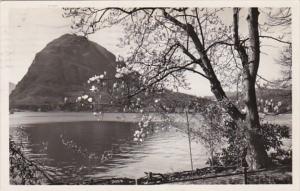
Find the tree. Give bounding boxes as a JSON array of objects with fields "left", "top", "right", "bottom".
[
  {"left": 63, "top": 7, "right": 291, "bottom": 170},
  {"left": 257, "top": 7, "right": 292, "bottom": 89},
  {"left": 275, "top": 45, "right": 292, "bottom": 88},
  {"left": 264, "top": 8, "right": 291, "bottom": 29}
]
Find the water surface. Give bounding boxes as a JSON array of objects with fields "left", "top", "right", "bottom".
[{"left": 10, "top": 112, "right": 208, "bottom": 183}]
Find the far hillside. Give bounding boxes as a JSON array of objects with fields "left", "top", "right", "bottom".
[{"left": 225, "top": 88, "right": 292, "bottom": 114}]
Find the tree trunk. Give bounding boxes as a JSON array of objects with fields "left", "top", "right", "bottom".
[
  {"left": 242, "top": 70, "right": 270, "bottom": 169},
  {"left": 243, "top": 8, "right": 271, "bottom": 170},
  {"left": 232, "top": 8, "right": 271, "bottom": 170},
  {"left": 209, "top": 76, "right": 244, "bottom": 120}
]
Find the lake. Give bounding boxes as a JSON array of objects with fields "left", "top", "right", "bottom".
[{"left": 10, "top": 112, "right": 208, "bottom": 183}]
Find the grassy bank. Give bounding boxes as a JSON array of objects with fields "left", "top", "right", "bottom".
[
  {"left": 262, "top": 113, "right": 292, "bottom": 128},
  {"left": 172, "top": 165, "right": 292, "bottom": 184}
]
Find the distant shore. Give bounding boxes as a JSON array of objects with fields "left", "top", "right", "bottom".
[
  {"left": 9, "top": 111, "right": 191, "bottom": 126},
  {"left": 9, "top": 111, "right": 292, "bottom": 129},
  {"left": 9, "top": 112, "right": 142, "bottom": 126}
]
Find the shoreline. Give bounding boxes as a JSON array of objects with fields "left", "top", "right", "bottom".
[{"left": 9, "top": 111, "right": 292, "bottom": 128}]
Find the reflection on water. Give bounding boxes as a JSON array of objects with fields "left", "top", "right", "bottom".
[{"left": 10, "top": 113, "right": 208, "bottom": 183}]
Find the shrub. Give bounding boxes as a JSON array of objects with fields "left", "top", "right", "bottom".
[{"left": 212, "top": 122, "right": 290, "bottom": 167}]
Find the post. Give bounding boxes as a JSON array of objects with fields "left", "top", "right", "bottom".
[
  {"left": 185, "top": 110, "right": 194, "bottom": 172},
  {"left": 244, "top": 167, "right": 248, "bottom": 184}
]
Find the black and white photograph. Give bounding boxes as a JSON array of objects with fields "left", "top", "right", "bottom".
[{"left": 0, "top": 1, "right": 299, "bottom": 190}]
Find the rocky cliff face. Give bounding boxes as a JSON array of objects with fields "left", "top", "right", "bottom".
[{"left": 10, "top": 34, "right": 118, "bottom": 107}]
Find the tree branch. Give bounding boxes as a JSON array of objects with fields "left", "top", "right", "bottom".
[
  {"left": 205, "top": 40, "right": 234, "bottom": 52},
  {"left": 259, "top": 35, "right": 291, "bottom": 45},
  {"left": 195, "top": 8, "right": 205, "bottom": 49},
  {"left": 233, "top": 8, "right": 248, "bottom": 68}
]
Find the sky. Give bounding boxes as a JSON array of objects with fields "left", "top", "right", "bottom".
[{"left": 1, "top": 7, "right": 289, "bottom": 97}]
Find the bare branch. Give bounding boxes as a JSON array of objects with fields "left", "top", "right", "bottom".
[
  {"left": 259, "top": 35, "right": 291, "bottom": 45},
  {"left": 195, "top": 8, "right": 205, "bottom": 48},
  {"left": 205, "top": 39, "right": 234, "bottom": 52}
]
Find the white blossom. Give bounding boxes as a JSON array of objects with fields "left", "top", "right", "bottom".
[
  {"left": 241, "top": 107, "right": 247, "bottom": 114},
  {"left": 88, "top": 75, "right": 105, "bottom": 83},
  {"left": 143, "top": 121, "right": 149, "bottom": 127},
  {"left": 82, "top": 95, "right": 89, "bottom": 100},
  {"left": 88, "top": 97, "right": 93, "bottom": 102},
  {"left": 76, "top": 97, "right": 82, "bottom": 102},
  {"left": 133, "top": 137, "right": 139, "bottom": 142},
  {"left": 115, "top": 73, "right": 123, "bottom": 79},
  {"left": 90, "top": 85, "right": 98, "bottom": 92},
  {"left": 113, "top": 83, "right": 118, "bottom": 88},
  {"left": 116, "top": 67, "right": 131, "bottom": 75},
  {"left": 133, "top": 130, "right": 142, "bottom": 137},
  {"left": 274, "top": 106, "right": 279, "bottom": 113}
]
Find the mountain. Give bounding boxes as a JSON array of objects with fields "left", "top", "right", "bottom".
[
  {"left": 10, "top": 34, "right": 210, "bottom": 111},
  {"left": 10, "top": 34, "right": 119, "bottom": 109},
  {"left": 9, "top": 82, "right": 16, "bottom": 94}
]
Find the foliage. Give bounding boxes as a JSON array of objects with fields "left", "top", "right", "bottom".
[
  {"left": 260, "top": 123, "right": 290, "bottom": 151},
  {"left": 189, "top": 103, "right": 228, "bottom": 166},
  {"left": 270, "top": 148, "right": 292, "bottom": 165},
  {"left": 206, "top": 119, "right": 247, "bottom": 167},
  {"left": 9, "top": 138, "right": 54, "bottom": 184},
  {"left": 212, "top": 122, "right": 290, "bottom": 167}
]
